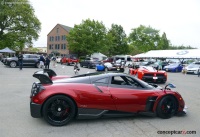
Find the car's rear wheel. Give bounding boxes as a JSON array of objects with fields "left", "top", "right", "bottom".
[
  {"left": 42, "top": 95, "right": 76, "bottom": 126},
  {"left": 156, "top": 96, "right": 177, "bottom": 119},
  {"left": 10, "top": 61, "right": 17, "bottom": 68},
  {"left": 35, "top": 62, "right": 40, "bottom": 68}
]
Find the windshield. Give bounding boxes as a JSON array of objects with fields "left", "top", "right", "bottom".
[
  {"left": 187, "top": 63, "right": 200, "bottom": 68},
  {"left": 168, "top": 63, "right": 179, "bottom": 67}
]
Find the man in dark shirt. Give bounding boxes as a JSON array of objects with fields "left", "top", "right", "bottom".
[{"left": 18, "top": 52, "right": 23, "bottom": 70}]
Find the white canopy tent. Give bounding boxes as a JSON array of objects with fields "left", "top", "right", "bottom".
[
  {"left": 0, "top": 47, "right": 16, "bottom": 53},
  {"left": 131, "top": 49, "right": 200, "bottom": 59}
]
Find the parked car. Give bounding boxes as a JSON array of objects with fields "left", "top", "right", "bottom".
[
  {"left": 185, "top": 62, "right": 200, "bottom": 74},
  {"left": 149, "top": 61, "right": 169, "bottom": 70},
  {"left": 60, "top": 56, "right": 79, "bottom": 65},
  {"left": 95, "top": 62, "right": 125, "bottom": 72},
  {"left": 80, "top": 57, "right": 101, "bottom": 68},
  {"left": 129, "top": 66, "right": 167, "bottom": 83},
  {"left": 163, "top": 63, "right": 183, "bottom": 72},
  {"left": 30, "top": 69, "right": 186, "bottom": 126},
  {"left": 4, "top": 54, "right": 40, "bottom": 68}
]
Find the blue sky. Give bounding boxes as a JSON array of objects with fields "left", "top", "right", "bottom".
[{"left": 29, "top": 0, "right": 200, "bottom": 49}]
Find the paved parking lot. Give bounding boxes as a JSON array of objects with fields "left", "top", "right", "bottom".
[{"left": 0, "top": 63, "right": 199, "bottom": 137}]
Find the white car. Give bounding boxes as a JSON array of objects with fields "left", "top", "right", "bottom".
[{"left": 185, "top": 63, "right": 200, "bottom": 74}]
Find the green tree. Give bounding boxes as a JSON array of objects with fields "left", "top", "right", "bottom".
[
  {"left": 0, "top": 0, "right": 41, "bottom": 51},
  {"left": 128, "top": 25, "right": 161, "bottom": 52},
  {"left": 67, "top": 19, "right": 108, "bottom": 56},
  {"left": 159, "top": 32, "right": 169, "bottom": 49},
  {"left": 107, "top": 24, "right": 128, "bottom": 56},
  {"left": 168, "top": 45, "right": 196, "bottom": 49}
]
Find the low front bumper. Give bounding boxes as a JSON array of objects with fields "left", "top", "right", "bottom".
[{"left": 30, "top": 102, "right": 42, "bottom": 118}]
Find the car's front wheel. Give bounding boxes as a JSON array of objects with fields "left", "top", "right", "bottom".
[
  {"left": 156, "top": 96, "right": 177, "bottom": 119},
  {"left": 10, "top": 61, "right": 17, "bottom": 68},
  {"left": 42, "top": 95, "right": 76, "bottom": 126}
]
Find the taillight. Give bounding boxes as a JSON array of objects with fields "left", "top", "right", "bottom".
[{"left": 31, "top": 83, "right": 45, "bottom": 97}]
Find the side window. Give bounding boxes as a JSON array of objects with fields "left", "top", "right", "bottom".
[
  {"left": 86, "top": 57, "right": 90, "bottom": 61},
  {"left": 127, "top": 57, "right": 131, "bottom": 61},
  {"left": 23, "top": 55, "right": 29, "bottom": 58},
  {"left": 93, "top": 77, "right": 109, "bottom": 86},
  {"left": 111, "top": 76, "right": 126, "bottom": 85},
  {"left": 110, "top": 76, "right": 143, "bottom": 88},
  {"left": 30, "top": 55, "right": 37, "bottom": 58}
]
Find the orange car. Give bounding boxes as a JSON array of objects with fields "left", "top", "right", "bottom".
[{"left": 129, "top": 66, "right": 167, "bottom": 83}]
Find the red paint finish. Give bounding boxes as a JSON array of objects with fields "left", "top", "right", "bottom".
[{"left": 31, "top": 83, "right": 185, "bottom": 114}]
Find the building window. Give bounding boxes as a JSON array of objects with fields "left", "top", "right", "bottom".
[
  {"left": 58, "top": 36, "right": 60, "bottom": 41},
  {"left": 55, "top": 44, "right": 57, "bottom": 49},
  {"left": 64, "top": 35, "right": 66, "bottom": 40},
  {"left": 49, "top": 44, "right": 54, "bottom": 49},
  {"left": 64, "top": 44, "right": 66, "bottom": 49},
  {"left": 49, "top": 37, "right": 51, "bottom": 41},
  {"left": 52, "top": 36, "right": 54, "bottom": 41},
  {"left": 61, "top": 44, "right": 63, "bottom": 49},
  {"left": 57, "top": 44, "right": 60, "bottom": 49},
  {"left": 57, "top": 28, "right": 59, "bottom": 33}
]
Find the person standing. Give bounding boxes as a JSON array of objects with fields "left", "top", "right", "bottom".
[
  {"left": 18, "top": 52, "right": 23, "bottom": 70},
  {"left": 45, "top": 56, "right": 50, "bottom": 69},
  {"left": 52, "top": 55, "right": 56, "bottom": 68},
  {"left": 39, "top": 54, "right": 45, "bottom": 69}
]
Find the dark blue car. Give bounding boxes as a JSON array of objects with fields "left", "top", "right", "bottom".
[{"left": 163, "top": 63, "right": 183, "bottom": 72}]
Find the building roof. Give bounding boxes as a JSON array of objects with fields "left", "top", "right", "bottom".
[
  {"left": 47, "top": 24, "right": 73, "bottom": 36},
  {"left": 59, "top": 24, "right": 72, "bottom": 32}
]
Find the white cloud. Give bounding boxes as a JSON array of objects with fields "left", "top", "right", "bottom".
[{"left": 29, "top": 0, "right": 200, "bottom": 48}]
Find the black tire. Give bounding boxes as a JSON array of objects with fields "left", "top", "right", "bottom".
[
  {"left": 120, "top": 68, "right": 125, "bottom": 72},
  {"left": 10, "top": 61, "right": 17, "bottom": 68},
  {"left": 42, "top": 95, "right": 76, "bottom": 126},
  {"left": 105, "top": 67, "right": 108, "bottom": 72},
  {"left": 156, "top": 96, "right": 177, "bottom": 119},
  {"left": 35, "top": 62, "right": 40, "bottom": 68}
]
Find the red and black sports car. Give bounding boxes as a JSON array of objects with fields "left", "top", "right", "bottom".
[
  {"left": 30, "top": 70, "right": 186, "bottom": 126},
  {"left": 129, "top": 66, "right": 167, "bottom": 83}
]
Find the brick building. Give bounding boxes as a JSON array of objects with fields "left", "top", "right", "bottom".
[{"left": 47, "top": 24, "right": 72, "bottom": 56}]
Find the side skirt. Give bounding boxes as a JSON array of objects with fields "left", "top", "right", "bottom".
[{"left": 76, "top": 108, "right": 156, "bottom": 119}]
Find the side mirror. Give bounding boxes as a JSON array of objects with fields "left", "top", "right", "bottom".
[{"left": 164, "top": 83, "right": 176, "bottom": 90}]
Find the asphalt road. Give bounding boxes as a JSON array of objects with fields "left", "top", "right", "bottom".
[{"left": 0, "top": 63, "right": 199, "bottom": 137}]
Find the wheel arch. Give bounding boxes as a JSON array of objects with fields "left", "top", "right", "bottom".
[
  {"left": 41, "top": 93, "right": 78, "bottom": 117},
  {"left": 152, "top": 94, "right": 179, "bottom": 113}
]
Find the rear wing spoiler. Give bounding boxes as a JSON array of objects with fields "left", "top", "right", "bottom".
[
  {"left": 33, "top": 73, "right": 53, "bottom": 84},
  {"left": 33, "top": 69, "right": 56, "bottom": 84}
]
